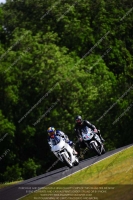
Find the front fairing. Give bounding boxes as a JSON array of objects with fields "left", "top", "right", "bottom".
[
  {"left": 81, "top": 127, "right": 94, "bottom": 141},
  {"left": 51, "top": 137, "right": 65, "bottom": 152}
]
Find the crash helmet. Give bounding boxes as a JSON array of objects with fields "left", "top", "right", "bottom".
[
  {"left": 75, "top": 115, "right": 82, "bottom": 124},
  {"left": 47, "top": 127, "right": 56, "bottom": 137}
]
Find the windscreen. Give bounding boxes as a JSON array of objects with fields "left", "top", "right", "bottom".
[
  {"left": 51, "top": 136, "right": 60, "bottom": 145},
  {"left": 81, "top": 126, "right": 91, "bottom": 134}
]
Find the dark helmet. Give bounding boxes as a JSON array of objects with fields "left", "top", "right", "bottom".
[{"left": 75, "top": 115, "right": 82, "bottom": 124}]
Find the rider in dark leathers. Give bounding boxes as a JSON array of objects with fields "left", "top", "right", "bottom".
[{"left": 74, "top": 115, "right": 105, "bottom": 152}]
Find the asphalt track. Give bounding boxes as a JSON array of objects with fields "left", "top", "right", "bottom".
[{"left": 0, "top": 143, "right": 133, "bottom": 200}]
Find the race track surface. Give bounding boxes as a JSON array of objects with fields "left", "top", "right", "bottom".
[{"left": 0, "top": 143, "right": 132, "bottom": 200}]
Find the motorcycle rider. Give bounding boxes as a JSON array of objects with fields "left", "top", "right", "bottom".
[
  {"left": 74, "top": 115, "right": 105, "bottom": 149},
  {"left": 47, "top": 127, "right": 78, "bottom": 155}
]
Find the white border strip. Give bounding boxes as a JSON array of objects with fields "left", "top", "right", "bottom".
[{"left": 18, "top": 144, "right": 133, "bottom": 200}]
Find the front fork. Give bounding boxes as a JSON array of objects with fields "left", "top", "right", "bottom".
[
  {"left": 60, "top": 149, "right": 71, "bottom": 162},
  {"left": 86, "top": 139, "right": 102, "bottom": 152},
  {"left": 94, "top": 134, "right": 104, "bottom": 152}
]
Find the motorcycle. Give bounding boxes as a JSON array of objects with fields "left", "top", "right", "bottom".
[
  {"left": 51, "top": 135, "right": 79, "bottom": 168},
  {"left": 81, "top": 127, "right": 105, "bottom": 156}
]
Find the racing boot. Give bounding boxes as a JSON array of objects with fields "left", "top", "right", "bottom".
[
  {"left": 72, "top": 145, "right": 78, "bottom": 155},
  {"left": 70, "top": 142, "right": 78, "bottom": 155},
  {"left": 73, "top": 149, "right": 78, "bottom": 155},
  {"left": 73, "top": 150, "right": 78, "bottom": 155}
]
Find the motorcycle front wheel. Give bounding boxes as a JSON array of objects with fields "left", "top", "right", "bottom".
[
  {"left": 91, "top": 142, "right": 101, "bottom": 156},
  {"left": 73, "top": 157, "right": 79, "bottom": 166},
  {"left": 62, "top": 153, "right": 73, "bottom": 168},
  {"left": 101, "top": 145, "right": 106, "bottom": 154}
]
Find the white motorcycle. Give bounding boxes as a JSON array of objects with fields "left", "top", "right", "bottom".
[
  {"left": 81, "top": 127, "right": 105, "bottom": 156},
  {"left": 51, "top": 136, "right": 79, "bottom": 168}
]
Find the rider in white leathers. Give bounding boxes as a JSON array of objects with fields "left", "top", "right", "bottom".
[{"left": 47, "top": 127, "right": 77, "bottom": 155}]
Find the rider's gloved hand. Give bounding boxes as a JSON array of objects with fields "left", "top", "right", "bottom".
[
  {"left": 93, "top": 129, "right": 98, "bottom": 133},
  {"left": 79, "top": 137, "right": 83, "bottom": 142}
]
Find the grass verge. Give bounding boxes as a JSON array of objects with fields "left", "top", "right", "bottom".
[{"left": 0, "top": 181, "right": 22, "bottom": 190}]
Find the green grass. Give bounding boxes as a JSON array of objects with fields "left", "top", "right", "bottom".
[
  {"left": 0, "top": 181, "right": 22, "bottom": 189},
  {"left": 20, "top": 146, "right": 133, "bottom": 200}
]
